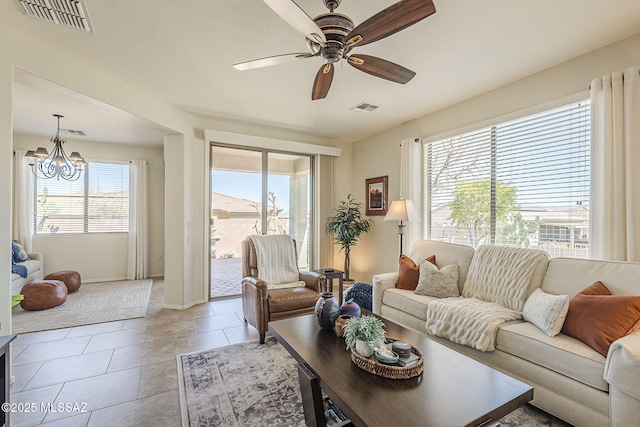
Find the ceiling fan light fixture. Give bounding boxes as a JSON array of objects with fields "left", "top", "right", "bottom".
[{"left": 239, "top": 0, "right": 436, "bottom": 100}]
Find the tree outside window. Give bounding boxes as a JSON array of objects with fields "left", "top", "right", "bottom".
[{"left": 448, "top": 179, "right": 518, "bottom": 247}]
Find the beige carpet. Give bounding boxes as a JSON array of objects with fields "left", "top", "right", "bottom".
[{"left": 12, "top": 279, "right": 153, "bottom": 334}]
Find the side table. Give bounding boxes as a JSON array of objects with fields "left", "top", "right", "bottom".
[{"left": 313, "top": 269, "right": 345, "bottom": 305}]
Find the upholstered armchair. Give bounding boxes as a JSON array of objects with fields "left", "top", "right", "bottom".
[{"left": 241, "top": 234, "right": 325, "bottom": 343}]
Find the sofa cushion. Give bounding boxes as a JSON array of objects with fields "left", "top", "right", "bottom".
[
  {"left": 462, "top": 245, "right": 549, "bottom": 312},
  {"left": 522, "top": 288, "right": 569, "bottom": 337},
  {"left": 267, "top": 287, "right": 319, "bottom": 313},
  {"left": 497, "top": 322, "right": 608, "bottom": 392},
  {"left": 415, "top": 262, "right": 459, "bottom": 298},
  {"left": 382, "top": 288, "right": 437, "bottom": 321},
  {"left": 397, "top": 254, "right": 435, "bottom": 290},
  {"left": 18, "top": 259, "right": 41, "bottom": 277},
  {"left": 561, "top": 282, "right": 640, "bottom": 357},
  {"left": 542, "top": 257, "right": 640, "bottom": 298}
]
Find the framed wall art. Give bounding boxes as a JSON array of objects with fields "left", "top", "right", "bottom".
[{"left": 365, "top": 176, "right": 388, "bottom": 216}]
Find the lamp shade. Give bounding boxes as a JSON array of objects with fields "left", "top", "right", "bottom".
[{"left": 383, "top": 199, "right": 421, "bottom": 222}]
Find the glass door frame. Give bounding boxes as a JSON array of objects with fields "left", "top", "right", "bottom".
[{"left": 209, "top": 143, "right": 316, "bottom": 297}]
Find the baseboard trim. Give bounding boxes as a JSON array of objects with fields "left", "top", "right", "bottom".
[
  {"left": 83, "top": 277, "right": 128, "bottom": 284},
  {"left": 164, "top": 300, "right": 206, "bottom": 310}
]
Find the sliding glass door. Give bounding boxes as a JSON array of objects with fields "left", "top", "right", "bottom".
[
  {"left": 210, "top": 145, "right": 313, "bottom": 298},
  {"left": 266, "top": 152, "right": 312, "bottom": 269}
]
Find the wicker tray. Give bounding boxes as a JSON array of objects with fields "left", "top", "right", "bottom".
[{"left": 350, "top": 339, "right": 424, "bottom": 379}]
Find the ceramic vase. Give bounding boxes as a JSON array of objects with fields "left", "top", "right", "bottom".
[
  {"left": 355, "top": 339, "right": 374, "bottom": 358},
  {"left": 315, "top": 292, "right": 339, "bottom": 331},
  {"left": 334, "top": 314, "right": 353, "bottom": 337},
  {"left": 339, "top": 298, "right": 361, "bottom": 317}
]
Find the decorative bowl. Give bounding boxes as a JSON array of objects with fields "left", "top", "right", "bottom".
[
  {"left": 374, "top": 349, "right": 399, "bottom": 365},
  {"left": 392, "top": 341, "right": 412, "bottom": 358}
]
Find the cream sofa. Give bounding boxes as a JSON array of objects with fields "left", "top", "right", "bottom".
[
  {"left": 11, "top": 253, "right": 43, "bottom": 296},
  {"left": 373, "top": 240, "right": 640, "bottom": 427}
]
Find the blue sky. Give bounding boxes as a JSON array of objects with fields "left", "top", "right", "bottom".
[{"left": 211, "top": 170, "right": 290, "bottom": 205}]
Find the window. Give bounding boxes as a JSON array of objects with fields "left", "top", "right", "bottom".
[
  {"left": 424, "top": 100, "right": 590, "bottom": 258},
  {"left": 34, "top": 161, "right": 130, "bottom": 234}
]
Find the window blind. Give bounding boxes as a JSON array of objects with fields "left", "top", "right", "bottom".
[
  {"left": 424, "top": 100, "right": 590, "bottom": 258},
  {"left": 34, "top": 161, "right": 130, "bottom": 234}
]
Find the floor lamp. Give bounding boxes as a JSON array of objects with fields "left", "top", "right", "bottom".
[{"left": 383, "top": 198, "right": 421, "bottom": 255}]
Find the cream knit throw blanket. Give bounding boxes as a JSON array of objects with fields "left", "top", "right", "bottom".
[
  {"left": 426, "top": 297, "right": 522, "bottom": 352},
  {"left": 426, "top": 245, "right": 548, "bottom": 351},
  {"left": 462, "top": 245, "right": 548, "bottom": 312},
  {"left": 248, "top": 235, "right": 303, "bottom": 289}
]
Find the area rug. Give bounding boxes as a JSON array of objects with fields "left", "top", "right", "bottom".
[
  {"left": 177, "top": 337, "right": 570, "bottom": 427},
  {"left": 11, "top": 279, "right": 153, "bottom": 334}
]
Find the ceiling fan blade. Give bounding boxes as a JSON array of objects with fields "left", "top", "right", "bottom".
[
  {"left": 312, "top": 63, "right": 334, "bottom": 100},
  {"left": 263, "top": 0, "right": 326, "bottom": 44},
  {"left": 348, "top": 55, "right": 416, "bottom": 84},
  {"left": 233, "top": 53, "right": 314, "bottom": 70},
  {"left": 345, "top": 0, "right": 436, "bottom": 48}
]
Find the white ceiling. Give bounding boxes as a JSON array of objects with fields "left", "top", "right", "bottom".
[{"left": 3, "top": 0, "right": 640, "bottom": 146}]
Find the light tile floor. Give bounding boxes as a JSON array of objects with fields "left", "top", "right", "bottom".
[{"left": 9, "top": 279, "right": 256, "bottom": 427}]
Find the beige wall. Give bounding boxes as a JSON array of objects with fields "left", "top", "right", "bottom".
[
  {"left": 347, "top": 32, "right": 640, "bottom": 284},
  {"left": 13, "top": 134, "right": 165, "bottom": 282},
  {"left": 1, "top": 23, "right": 199, "bottom": 334},
  {"left": 0, "top": 59, "right": 12, "bottom": 334},
  {"left": 0, "top": 22, "right": 344, "bottom": 332}
]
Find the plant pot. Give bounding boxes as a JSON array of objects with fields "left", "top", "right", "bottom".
[
  {"left": 355, "top": 339, "right": 374, "bottom": 358},
  {"left": 334, "top": 314, "right": 353, "bottom": 337},
  {"left": 315, "top": 292, "right": 340, "bottom": 331}
]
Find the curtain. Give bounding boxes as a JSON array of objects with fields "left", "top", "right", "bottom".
[
  {"left": 128, "top": 160, "right": 148, "bottom": 279},
  {"left": 590, "top": 65, "right": 640, "bottom": 261},
  {"left": 12, "top": 150, "right": 34, "bottom": 252},
  {"left": 317, "top": 155, "right": 335, "bottom": 268},
  {"left": 400, "top": 137, "right": 422, "bottom": 253}
]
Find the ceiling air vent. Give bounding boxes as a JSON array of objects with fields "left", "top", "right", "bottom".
[
  {"left": 15, "top": 0, "right": 94, "bottom": 32},
  {"left": 350, "top": 102, "right": 379, "bottom": 113},
  {"left": 61, "top": 128, "right": 86, "bottom": 136}
]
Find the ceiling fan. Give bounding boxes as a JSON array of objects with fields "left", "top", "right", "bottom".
[{"left": 233, "top": 0, "right": 436, "bottom": 100}]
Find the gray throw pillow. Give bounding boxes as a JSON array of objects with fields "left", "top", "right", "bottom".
[{"left": 414, "top": 261, "right": 459, "bottom": 298}]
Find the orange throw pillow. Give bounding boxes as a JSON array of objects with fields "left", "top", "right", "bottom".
[
  {"left": 397, "top": 254, "right": 436, "bottom": 290},
  {"left": 561, "top": 281, "right": 640, "bottom": 357}
]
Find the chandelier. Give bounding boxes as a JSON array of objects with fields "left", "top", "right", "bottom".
[{"left": 24, "top": 114, "right": 86, "bottom": 181}]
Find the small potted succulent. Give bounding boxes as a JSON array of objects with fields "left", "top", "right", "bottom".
[{"left": 343, "top": 314, "right": 387, "bottom": 358}]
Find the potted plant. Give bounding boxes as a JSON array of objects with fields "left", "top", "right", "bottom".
[
  {"left": 325, "top": 194, "right": 372, "bottom": 282},
  {"left": 343, "top": 314, "right": 387, "bottom": 358}
]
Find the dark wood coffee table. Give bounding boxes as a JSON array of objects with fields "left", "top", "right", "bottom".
[{"left": 269, "top": 314, "right": 533, "bottom": 427}]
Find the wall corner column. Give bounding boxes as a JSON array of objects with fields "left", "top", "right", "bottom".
[{"left": 0, "top": 63, "right": 13, "bottom": 334}]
